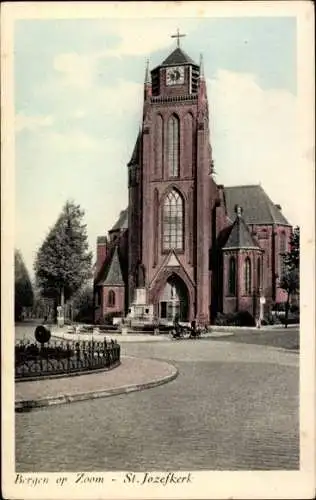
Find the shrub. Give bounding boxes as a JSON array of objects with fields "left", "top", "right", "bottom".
[
  {"left": 279, "top": 314, "right": 300, "bottom": 325},
  {"left": 15, "top": 343, "right": 74, "bottom": 364},
  {"left": 236, "top": 311, "right": 255, "bottom": 326},
  {"left": 265, "top": 314, "right": 277, "bottom": 325},
  {"left": 158, "top": 323, "right": 174, "bottom": 332},
  {"left": 41, "top": 345, "right": 74, "bottom": 359},
  {"left": 101, "top": 312, "right": 122, "bottom": 325},
  {"left": 79, "top": 325, "right": 94, "bottom": 332},
  {"left": 214, "top": 313, "right": 233, "bottom": 326},
  {"left": 214, "top": 311, "right": 255, "bottom": 327},
  {"left": 139, "top": 324, "right": 155, "bottom": 332},
  {"left": 290, "top": 304, "right": 300, "bottom": 314},
  {"left": 128, "top": 323, "right": 173, "bottom": 333},
  {"left": 272, "top": 302, "right": 286, "bottom": 312},
  {"left": 98, "top": 324, "right": 118, "bottom": 332}
]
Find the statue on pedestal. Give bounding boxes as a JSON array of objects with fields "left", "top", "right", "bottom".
[{"left": 135, "top": 262, "right": 146, "bottom": 288}]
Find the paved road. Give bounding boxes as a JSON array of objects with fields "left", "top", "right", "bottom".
[
  {"left": 15, "top": 337, "right": 299, "bottom": 472},
  {"left": 213, "top": 327, "right": 299, "bottom": 350}
]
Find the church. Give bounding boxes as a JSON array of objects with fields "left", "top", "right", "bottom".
[{"left": 94, "top": 34, "right": 292, "bottom": 325}]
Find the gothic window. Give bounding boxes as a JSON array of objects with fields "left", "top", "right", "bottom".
[
  {"left": 95, "top": 290, "right": 101, "bottom": 307},
  {"left": 108, "top": 290, "right": 115, "bottom": 307},
  {"left": 153, "top": 188, "right": 159, "bottom": 266},
  {"left": 188, "top": 187, "right": 194, "bottom": 263},
  {"left": 163, "top": 189, "right": 184, "bottom": 251},
  {"left": 155, "top": 114, "right": 163, "bottom": 176},
  {"left": 228, "top": 257, "right": 236, "bottom": 295},
  {"left": 244, "top": 257, "right": 252, "bottom": 295},
  {"left": 257, "top": 257, "right": 261, "bottom": 290},
  {"left": 167, "top": 115, "right": 180, "bottom": 177},
  {"left": 279, "top": 232, "right": 287, "bottom": 279}
]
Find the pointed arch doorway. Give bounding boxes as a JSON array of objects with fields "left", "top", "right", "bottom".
[{"left": 158, "top": 274, "right": 189, "bottom": 322}]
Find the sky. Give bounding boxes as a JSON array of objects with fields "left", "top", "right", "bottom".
[{"left": 14, "top": 16, "right": 300, "bottom": 278}]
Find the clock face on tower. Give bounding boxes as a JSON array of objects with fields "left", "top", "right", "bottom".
[{"left": 166, "top": 66, "right": 185, "bottom": 86}]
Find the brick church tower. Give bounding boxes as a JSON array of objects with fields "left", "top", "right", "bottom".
[
  {"left": 94, "top": 32, "right": 292, "bottom": 325},
  {"left": 127, "top": 32, "right": 221, "bottom": 324}
]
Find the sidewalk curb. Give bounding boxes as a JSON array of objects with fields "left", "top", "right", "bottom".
[
  {"left": 51, "top": 331, "right": 170, "bottom": 343},
  {"left": 212, "top": 324, "right": 299, "bottom": 331},
  {"left": 51, "top": 331, "right": 234, "bottom": 342},
  {"left": 15, "top": 364, "right": 179, "bottom": 413}
]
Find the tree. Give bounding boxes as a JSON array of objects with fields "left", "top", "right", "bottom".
[
  {"left": 283, "top": 226, "right": 299, "bottom": 270},
  {"left": 32, "top": 286, "right": 55, "bottom": 320},
  {"left": 15, "top": 249, "right": 34, "bottom": 321},
  {"left": 71, "top": 285, "right": 94, "bottom": 324},
  {"left": 34, "top": 201, "right": 93, "bottom": 316},
  {"left": 279, "top": 226, "right": 300, "bottom": 327}
]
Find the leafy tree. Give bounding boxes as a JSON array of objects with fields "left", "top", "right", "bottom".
[
  {"left": 32, "top": 287, "right": 55, "bottom": 321},
  {"left": 280, "top": 226, "right": 300, "bottom": 327},
  {"left": 34, "top": 201, "right": 93, "bottom": 314},
  {"left": 15, "top": 249, "right": 34, "bottom": 321},
  {"left": 283, "top": 226, "right": 299, "bottom": 270},
  {"left": 71, "top": 285, "right": 94, "bottom": 324}
]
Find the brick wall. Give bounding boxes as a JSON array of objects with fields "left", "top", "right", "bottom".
[
  {"left": 96, "top": 239, "right": 107, "bottom": 275},
  {"left": 102, "top": 287, "right": 125, "bottom": 318}
]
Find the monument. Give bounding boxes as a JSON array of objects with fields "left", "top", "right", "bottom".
[
  {"left": 127, "top": 263, "right": 154, "bottom": 325},
  {"left": 57, "top": 305, "right": 64, "bottom": 328}
]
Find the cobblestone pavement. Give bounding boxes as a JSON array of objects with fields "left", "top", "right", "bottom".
[
  {"left": 213, "top": 327, "right": 299, "bottom": 350},
  {"left": 15, "top": 357, "right": 177, "bottom": 404},
  {"left": 15, "top": 323, "right": 233, "bottom": 343},
  {"left": 16, "top": 339, "right": 299, "bottom": 472}
]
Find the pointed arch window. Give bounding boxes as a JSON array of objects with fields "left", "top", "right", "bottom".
[
  {"left": 228, "top": 257, "right": 236, "bottom": 295},
  {"left": 279, "top": 232, "right": 287, "bottom": 279},
  {"left": 167, "top": 115, "right": 180, "bottom": 177},
  {"left": 163, "top": 190, "right": 184, "bottom": 251},
  {"left": 257, "top": 257, "right": 261, "bottom": 290},
  {"left": 244, "top": 257, "right": 252, "bottom": 295},
  {"left": 95, "top": 289, "right": 102, "bottom": 307},
  {"left": 108, "top": 290, "right": 115, "bottom": 307},
  {"left": 155, "top": 114, "right": 164, "bottom": 176}
]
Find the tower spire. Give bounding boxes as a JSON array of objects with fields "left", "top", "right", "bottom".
[
  {"left": 171, "top": 28, "right": 186, "bottom": 48},
  {"left": 144, "top": 59, "right": 150, "bottom": 84},
  {"left": 143, "top": 59, "right": 151, "bottom": 101},
  {"left": 199, "top": 53, "right": 204, "bottom": 78}
]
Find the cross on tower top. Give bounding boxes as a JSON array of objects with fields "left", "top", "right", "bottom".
[{"left": 171, "top": 28, "right": 186, "bottom": 48}]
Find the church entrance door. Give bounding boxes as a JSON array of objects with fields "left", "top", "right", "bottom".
[{"left": 158, "top": 275, "right": 189, "bottom": 322}]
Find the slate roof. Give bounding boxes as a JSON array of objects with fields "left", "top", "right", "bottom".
[
  {"left": 224, "top": 185, "right": 290, "bottom": 226},
  {"left": 160, "top": 47, "right": 198, "bottom": 67},
  {"left": 128, "top": 132, "right": 141, "bottom": 166},
  {"left": 110, "top": 209, "right": 128, "bottom": 232},
  {"left": 103, "top": 247, "right": 124, "bottom": 286},
  {"left": 97, "top": 236, "right": 107, "bottom": 244},
  {"left": 223, "top": 214, "right": 261, "bottom": 250}
]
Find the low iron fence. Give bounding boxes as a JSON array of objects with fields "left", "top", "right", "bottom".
[{"left": 15, "top": 338, "right": 121, "bottom": 380}]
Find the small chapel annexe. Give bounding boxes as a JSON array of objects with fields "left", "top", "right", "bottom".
[{"left": 94, "top": 33, "right": 292, "bottom": 325}]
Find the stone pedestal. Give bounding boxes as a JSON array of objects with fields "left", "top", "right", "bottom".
[
  {"left": 121, "top": 325, "right": 129, "bottom": 336},
  {"left": 57, "top": 306, "right": 64, "bottom": 328},
  {"left": 135, "top": 288, "right": 146, "bottom": 305},
  {"left": 127, "top": 288, "right": 154, "bottom": 324}
]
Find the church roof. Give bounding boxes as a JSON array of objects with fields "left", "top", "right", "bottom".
[
  {"left": 97, "top": 235, "right": 107, "bottom": 244},
  {"left": 110, "top": 209, "right": 128, "bottom": 232},
  {"left": 105, "top": 186, "right": 288, "bottom": 245},
  {"left": 128, "top": 132, "right": 141, "bottom": 166},
  {"left": 223, "top": 213, "right": 261, "bottom": 250},
  {"left": 224, "top": 185, "right": 290, "bottom": 226},
  {"left": 103, "top": 247, "right": 124, "bottom": 286},
  {"left": 160, "top": 47, "right": 198, "bottom": 67}
]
